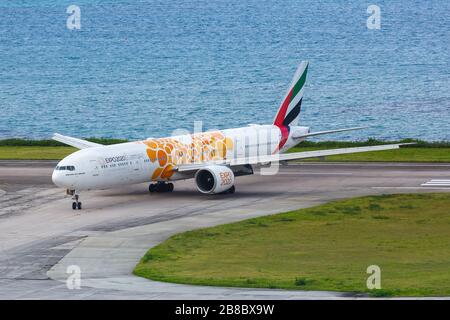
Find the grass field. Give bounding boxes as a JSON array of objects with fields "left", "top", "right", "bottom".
[
  {"left": 288, "top": 147, "right": 450, "bottom": 162},
  {"left": 134, "top": 193, "right": 450, "bottom": 297},
  {"left": 0, "top": 146, "right": 77, "bottom": 160},
  {"left": 1, "top": 145, "right": 449, "bottom": 162},
  {"left": 0, "top": 139, "right": 449, "bottom": 162}
]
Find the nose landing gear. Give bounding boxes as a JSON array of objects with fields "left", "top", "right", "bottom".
[
  {"left": 67, "top": 189, "right": 82, "bottom": 210},
  {"left": 149, "top": 182, "right": 174, "bottom": 193}
]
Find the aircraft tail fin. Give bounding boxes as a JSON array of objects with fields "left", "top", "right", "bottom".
[{"left": 273, "top": 61, "right": 308, "bottom": 128}]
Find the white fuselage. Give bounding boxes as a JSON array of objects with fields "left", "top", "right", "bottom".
[{"left": 52, "top": 125, "right": 309, "bottom": 191}]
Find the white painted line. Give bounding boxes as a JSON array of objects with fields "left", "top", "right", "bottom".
[
  {"left": 422, "top": 183, "right": 450, "bottom": 186},
  {"left": 273, "top": 172, "right": 354, "bottom": 175},
  {"left": 422, "top": 181, "right": 450, "bottom": 183},
  {"left": 372, "top": 187, "right": 450, "bottom": 190},
  {"left": 288, "top": 162, "right": 450, "bottom": 167},
  {"left": 421, "top": 179, "right": 450, "bottom": 187}
]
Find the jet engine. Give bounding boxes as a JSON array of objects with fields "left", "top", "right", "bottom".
[{"left": 194, "top": 165, "right": 235, "bottom": 194}]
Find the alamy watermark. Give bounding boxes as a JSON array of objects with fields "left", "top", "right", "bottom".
[
  {"left": 169, "top": 121, "right": 280, "bottom": 176},
  {"left": 66, "top": 265, "right": 81, "bottom": 290},
  {"left": 366, "top": 265, "right": 381, "bottom": 290},
  {"left": 367, "top": 5, "right": 381, "bottom": 30},
  {"left": 67, "top": 5, "right": 81, "bottom": 30}
]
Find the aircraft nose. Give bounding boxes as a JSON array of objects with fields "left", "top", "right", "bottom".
[{"left": 52, "top": 169, "right": 64, "bottom": 187}]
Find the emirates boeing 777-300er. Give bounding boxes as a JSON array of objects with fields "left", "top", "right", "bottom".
[{"left": 52, "top": 61, "right": 409, "bottom": 209}]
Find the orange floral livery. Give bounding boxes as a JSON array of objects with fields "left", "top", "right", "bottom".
[{"left": 141, "top": 131, "right": 234, "bottom": 180}]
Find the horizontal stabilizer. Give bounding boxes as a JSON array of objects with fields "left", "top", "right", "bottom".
[{"left": 52, "top": 133, "right": 103, "bottom": 149}]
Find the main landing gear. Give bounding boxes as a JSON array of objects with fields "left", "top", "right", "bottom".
[
  {"left": 219, "top": 185, "right": 235, "bottom": 194},
  {"left": 67, "top": 189, "right": 82, "bottom": 210},
  {"left": 149, "top": 182, "right": 174, "bottom": 193}
]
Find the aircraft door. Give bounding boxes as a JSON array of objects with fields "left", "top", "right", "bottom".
[
  {"left": 128, "top": 154, "right": 144, "bottom": 183},
  {"left": 132, "top": 158, "right": 142, "bottom": 175},
  {"left": 90, "top": 159, "right": 100, "bottom": 177}
]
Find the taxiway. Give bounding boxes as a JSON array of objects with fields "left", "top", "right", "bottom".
[{"left": 0, "top": 160, "right": 449, "bottom": 299}]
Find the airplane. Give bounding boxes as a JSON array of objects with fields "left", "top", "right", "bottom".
[{"left": 52, "top": 61, "right": 410, "bottom": 210}]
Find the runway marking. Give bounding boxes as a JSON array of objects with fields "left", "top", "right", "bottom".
[
  {"left": 372, "top": 186, "right": 450, "bottom": 190},
  {"left": 268, "top": 172, "right": 353, "bottom": 176},
  {"left": 288, "top": 162, "right": 450, "bottom": 167},
  {"left": 421, "top": 179, "right": 450, "bottom": 187}
]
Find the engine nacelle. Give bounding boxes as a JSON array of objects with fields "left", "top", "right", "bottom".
[{"left": 195, "top": 165, "right": 235, "bottom": 194}]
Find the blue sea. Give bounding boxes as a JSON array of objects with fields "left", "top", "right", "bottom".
[{"left": 1, "top": 0, "right": 449, "bottom": 141}]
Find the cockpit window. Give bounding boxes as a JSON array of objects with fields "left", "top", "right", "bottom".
[{"left": 56, "top": 166, "right": 75, "bottom": 171}]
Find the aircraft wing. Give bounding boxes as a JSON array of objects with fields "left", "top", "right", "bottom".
[
  {"left": 52, "top": 133, "right": 103, "bottom": 149},
  {"left": 292, "top": 127, "right": 366, "bottom": 139},
  {"left": 176, "top": 143, "right": 413, "bottom": 172}
]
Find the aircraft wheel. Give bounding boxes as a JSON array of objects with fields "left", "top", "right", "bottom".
[
  {"left": 228, "top": 185, "right": 235, "bottom": 194},
  {"left": 72, "top": 202, "right": 77, "bottom": 210},
  {"left": 77, "top": 202, "right": 82, "bottom": 210},
  {"left": 149, "top": 184, "right": 156, "bottom": 193},
  {"left": 167, "top": 183, "right": 174, "bottom": 192},
  {"left": 155, "top": 183, "right": 166, "bottom": 192}
]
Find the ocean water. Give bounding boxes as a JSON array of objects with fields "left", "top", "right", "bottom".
[{"left": 0, "top": 0, "right": 449, "bottom": 141}]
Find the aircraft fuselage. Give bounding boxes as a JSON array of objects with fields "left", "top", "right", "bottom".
[{"left": 52, "top": 125, "right": 309, "bottom": 190}]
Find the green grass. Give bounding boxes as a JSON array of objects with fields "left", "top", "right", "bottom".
[
  {"left": 0, "top": 137, "right": 127, "bottom": 146},
  {"left": 0, "top": 138, "right": 126, "bottom": 160},
  {"left": 288, "top": 138, "right": 450, "bottom": 162},
  {"left": 288, "top": 147, "right": 450, "bottom": 162},
  {"left": 0, "top": 146, "right": 77, "bottom": 160},
  {"left": 291, "top": 138, "right": 450, "bottom": 149},
  {"left": 134, "top": 193, "right": 450, "bottom": 297},
  {"left": 0, "top": 138, "right": 449, "bottom": 161}
]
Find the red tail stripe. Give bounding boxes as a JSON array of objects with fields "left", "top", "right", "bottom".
[{"left": 273, "top": 89, "right": 293, "bottom": 127}]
